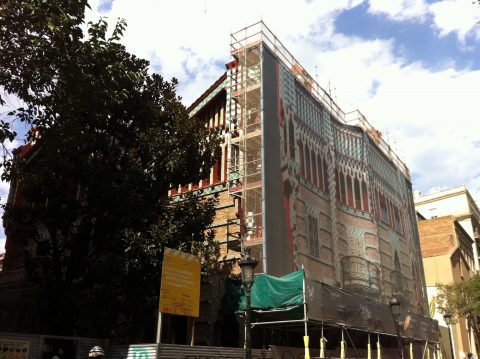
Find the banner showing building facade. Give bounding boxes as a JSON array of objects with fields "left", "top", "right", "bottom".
[
  {"left": 0, "top": 340, "right": 29, "bottom": 359},
  {"left": 159, "top": 248, "right": 200, "bottom": 317}
]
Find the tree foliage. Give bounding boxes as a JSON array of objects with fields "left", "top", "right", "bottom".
[
  {"left": 437, "top": 275, "right": 480, "bottom": 350},
  {"left": 0, "top": 0, "right": 219, "bottom": 340}
]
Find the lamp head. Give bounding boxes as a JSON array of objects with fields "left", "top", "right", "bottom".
[
  {"left": 389, "top": 296, "right": 401, "bottom": 320},
  {"left": 238, "top": 248, "right": 258, "bottom": 289},
  {"left": 443, "top": 312, "right": 452, "bottom": 326}
]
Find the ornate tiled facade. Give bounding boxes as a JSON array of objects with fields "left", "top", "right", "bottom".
[{"left": 176, "top": 22, "right": 435, "bottom": 352}]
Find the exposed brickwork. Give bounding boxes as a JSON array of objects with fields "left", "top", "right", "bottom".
[{"left": 418, "top": 216, "right": 455, "bottom": 258}]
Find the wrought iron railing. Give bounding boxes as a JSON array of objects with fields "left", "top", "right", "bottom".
[{"left": 341, "top": 256, "right": 381, "bottom": 296}]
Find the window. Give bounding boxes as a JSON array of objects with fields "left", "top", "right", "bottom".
[
  {"left": 213, "top": 146, "right": 222, "bottom": 183},
  {"left": 323, "top": 158, "right": 329, "bottom": 193},
  {"left": 394, "top": 206, "right": 402, "bottom": 233},
  {"left": 361, "top": 181, "right": 369, "bottom": 212},
  {"left": 354, "top": 178, "right": 361, "bottom": 210},
  {"left": 317, "top": 153, "right": 323, "bottom": 190},
  {"left": 308, "top": 215, "right": 319, "bottom": 256},
  {"left": 311, "top": 149, "right": 318, "bottom": 186},
  {"left": 299, "top": 140, "right": 305, "bottom": 176},
  {"left": 347, "top": 175, "right": 354, "bottom": 207},
  {"left": 289, "top": 120, "right": 295, "bottom": 159},
  {"left": 335, "top": 169, "right": 340, "bottom": 201},
  {"left": 340, "top": 172, "right": 346, "bottom": 204},
  {"left": 379, "top": 193, "right": 388, "bottom": 222},
  {"left": 305, "top": 144, "right": 311, "bottom": 181}
]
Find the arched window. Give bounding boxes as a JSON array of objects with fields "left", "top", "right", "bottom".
[
  {"left": 361, "top": 181, "right": 369, "bottom": 212},
  {"left": 323, "top": 158, "right": 329, "bottom": 193},
  {"left": 340, "top": 171, "right": 346, "bottom": 204},
  {"left": 379, "top": 193, "right": 388, "bottom": 222},
  {"left": 335, "top": 168, "right": 340, "bottom": 201},
  {"left": 311, "top": 148, "right": 318, "bottom": 186},
  {"left": 289, "top": 120, "right": 295, "bottom": 160},
  {"left": 305, "top": 144, "right": 311, "bottom": 181},
  {"left": 354, "top": 178, "right": 361, "bottom": 210},
  {"left": 299, "top": 140, "right": 305, "bottom": 176},
  {"left": 317, "top": 153, "right": 323, "bottom": 190},
  {"left": 346, "top": 175, "right": 353, "bottom": 207}
]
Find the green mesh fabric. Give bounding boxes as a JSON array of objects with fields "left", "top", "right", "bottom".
[{"left": 235, "top": 269, "right": 304, "bottom": 312}]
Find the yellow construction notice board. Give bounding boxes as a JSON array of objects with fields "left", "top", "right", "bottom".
[
  {"left": 159, "top": 247, "right": 200, "bottom": 317},
  {"left": 0, "top": 340, "right": 29, "bottom": 359}
]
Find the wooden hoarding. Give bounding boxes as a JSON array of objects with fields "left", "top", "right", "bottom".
[{"left": 159, "top": 248, "right": 200, "bottom": 317}]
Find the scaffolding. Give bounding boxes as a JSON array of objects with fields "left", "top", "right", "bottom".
[
  {"left": 227, "top": 26, "right": 263, "bottom": 250},
  {"left": 227, "top": 21, "right": 410, "bottom": 185}
]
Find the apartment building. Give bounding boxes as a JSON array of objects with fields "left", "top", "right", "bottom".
[
  {"left": 415, "top": 187, "right": 480, "bottom": 359},
  {"left": 415, "top": 186, "right": 480, "bottom": 272}
]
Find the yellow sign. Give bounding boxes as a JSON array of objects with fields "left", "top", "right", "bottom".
[
  {"left": 0, "top": 340, "right": 29, "bottom": 359},
  {"left": 159, "top": 247, "right": 201, "bottom": 317}
]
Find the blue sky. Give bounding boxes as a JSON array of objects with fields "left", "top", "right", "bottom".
[
  {"left": 1, "top": 0, "right": 480, "bottom": 251},
  {"left": 336, "top": 2, "right": 480, "bottom": 71}
]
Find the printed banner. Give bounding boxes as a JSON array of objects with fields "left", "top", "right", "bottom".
[
  {"left": 159, "top": 247, "right": 201, "bottom": 317},
  {"left": 0, "top": 341, "right": 29, "bottom": 359}
]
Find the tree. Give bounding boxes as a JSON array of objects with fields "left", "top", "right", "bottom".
[
  {"left": 0, "top": 0, "right": 220, "bottom": 340},
  {"left": 437, "top": 275, "right": 480, "bottom": 352}
]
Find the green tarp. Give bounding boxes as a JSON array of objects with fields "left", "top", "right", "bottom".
[{"left": 236, "top": 269, "right": 304, "bottom": 312}]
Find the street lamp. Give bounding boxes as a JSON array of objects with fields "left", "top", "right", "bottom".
[
  {"left": 389, "top": 296, "right": 404, "bottom": 359},
  {"left": 443, "top": 312, "right": 455, "bottom": 359},
  {"left": 238, "top": 247, "right": 258, "bottom": 359}
]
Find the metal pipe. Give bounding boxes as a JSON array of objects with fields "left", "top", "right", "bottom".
[
  {"left": 251, "top": 319, "right": 307, "bottom": 327},
  {"left": 395, "top": 322, "right": 404, "bottom": 359},
  {"left": 155, "top": 311, "right": 162, "bottom": 343},
  {"left": 302, "top": 266, "right": 308, "bottom": 336},
  {"left": 245, "top": 287, "right": 252, "bottom": 359}
]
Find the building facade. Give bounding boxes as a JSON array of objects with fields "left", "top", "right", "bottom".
[
  {"left": 415, "top": 186, "right": 480, "bottom": 359},
  {"left": 174, "top": 22, "right": 437, "bottom": 355},
  {"left": 0, "top": 142, "right": 40, "bottom": 332},
  {"left": 0, "top": 21, "right": 438, "bottom": 355},
  {"left": 418, "top": 215, "right": 477, "bottom": 359},
  {"left": 415, "top": 185, "right": 480, "bottom": 273}
]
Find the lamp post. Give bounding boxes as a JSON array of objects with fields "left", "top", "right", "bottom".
[
  {"left": 444, "top": 312, "right": 455, "bottom": 359},
  {"left": 389, "top": 296, "right": 404, "bottom": 359},
  {"left": 238, "top": 247, "right": 258, "bottom": 359}
]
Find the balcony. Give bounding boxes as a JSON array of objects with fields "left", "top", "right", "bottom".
[{"left": 341, "top": 256, "right": 381, "bottom": 298}]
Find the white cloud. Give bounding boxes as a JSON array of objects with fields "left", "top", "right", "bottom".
[
  {"left": 83, "top": 0, "right": 480, "bottom": 206},
  {"left": 367, "top": 0, "right": 429, "bottom": 21},
  {"left": 0, "top": 238, "right": 4, "bottom": 252},
  {"left": 429, "top": 0, "right": 480, "bottom": 43},
  {"left": 85, "top": 0, "right": 364, "bottom": 104},
  {"left": 306, "top": 33, "right": 480, "bottom": 204},
  {"left": 364, "top": 0, "right": 480, "bottom": 44},
  {"left": 1, "top": 0, "right": 479, "bottom": 252}
]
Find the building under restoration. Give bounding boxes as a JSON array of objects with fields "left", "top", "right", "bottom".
[{"left": 169, "top": 22, "right": 438, "bottom": 357}]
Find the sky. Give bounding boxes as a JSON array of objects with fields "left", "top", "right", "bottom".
[{"left": 1, "top": 0, "right": 480, "bottom": 251}]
